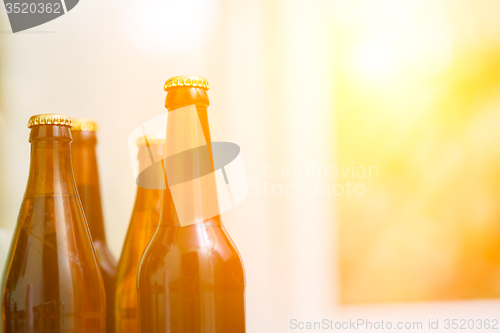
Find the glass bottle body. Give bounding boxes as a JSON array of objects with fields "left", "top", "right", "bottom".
[
  {"left": 115, "top": 143, "right": 163, "bottom": 333},
  {"left": 72, "top": 130, "right": 117, "bottom": 333},
  {"left": 138, "top": 219, "right": 246, "bottom": 333},
  {"left": 1, "top": 124, "right": 106, "bottom": 333},
  {"left": 137, "top": 86, "right": 246, "bottom": 333}
]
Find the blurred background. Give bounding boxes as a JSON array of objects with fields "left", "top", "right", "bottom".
[{"left": 2, "top": 0, "right": 500, "bottom": 332}]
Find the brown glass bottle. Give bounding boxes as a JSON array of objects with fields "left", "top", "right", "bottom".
[
  {"left": 1, "top": 114, "right": 106, "bottom": 333},
  {"left": 71, "top": 119, "right": 117, "bottom": 333},
  {"left": 115, "top": 136, "right": 164, "bottom": 333},
  {"left": 137, "top": 76, "right": 246, "bottom": 333}
]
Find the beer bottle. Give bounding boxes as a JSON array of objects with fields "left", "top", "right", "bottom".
[
  {"left": 1, "top": 114, "right": 106, "bottom": 333},
  {"left": 71, "top": 119, "right": 117, "bottom": 333},
  {"left": 137, "top": 76, "right": 246, "bottom": 333},
  {"left": 115, "top": 135, "right": 164, "bottom": 333}
]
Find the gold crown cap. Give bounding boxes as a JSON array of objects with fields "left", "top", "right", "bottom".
[
  {"left": 137, "top": 133, "right": 166, "bottom": 146},
  {"left": 28, "top": 114, "right": 73, "bottom": 129},
  {"left": 72, "top": 118, "right": 98, "bottom": 132},
  {"left": 164, "top": 75, "right": 209, "bottom": 91}
]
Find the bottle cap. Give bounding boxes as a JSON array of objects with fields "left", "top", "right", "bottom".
[
  {"left": 72, "top": 119, "right": 98, "bottom": 132},
  {"left": 137, "top": 133, "right": 165, "bottom": 146},
  {"left": 164, "top": 75, "right": 209, "bottom": 91},
  {"left": 28, "top": 114, "right": 73, "bottom": 129}
]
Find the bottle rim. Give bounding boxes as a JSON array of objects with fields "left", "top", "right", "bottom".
[
  {"left": 137, "top": 134, "right": 165, "bottom": 146},
  {"left": 72, "top": 118, "right": 98, "bottom": 132},
  {"left": 164, "top": 75, "right": 209, "bottom": 92},
  {"left": 28, "top": 114, "right": 73, "bottom": 129}
]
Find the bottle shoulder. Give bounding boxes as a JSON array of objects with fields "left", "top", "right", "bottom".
[
  {"left": 93, "top": 240, "right": 117, "bottom": 277},
  {"left": 138, "top": 225, "right": 245, "bottom": 286},
  {"left": 4, "top": 194, "right": 102, "bottom": 278},
  {"left": 117, "top": 209, "right": 159, "bottom": 273},
  {"left": 3, "top": 222, "right": 106, "bottom": 308}
]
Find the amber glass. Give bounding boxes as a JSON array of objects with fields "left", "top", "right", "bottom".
[
  {"left": 115, "top": 142, "right": 163, "bottom": 333},
  {"left": 72, "top": 126, "right": 117, "bottom": 333},
  {"left": 137, "top": 84, "right": 246, "bottom": 333},
  {"left": 1, "top": 120, "right": 106, "bottom": 333}
]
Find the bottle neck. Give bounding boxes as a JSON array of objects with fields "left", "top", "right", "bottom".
[
  {"left": 71, "top": 131, "right": 107, "bottom": 243},
  {"left": 159, "top": 89, "right": 221, "bottom": 227},
  {"left": 136, "top": 144, "right": 165, "bottom": 197},
  {"left": 26, "top": 125, "right": 77, "bottom": 197},
  {"left": 131, "top": 153, "right": 163, "bottom": 229},
  {"left": 133, "top": 186, "right": 163, "bottom": 212}
]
